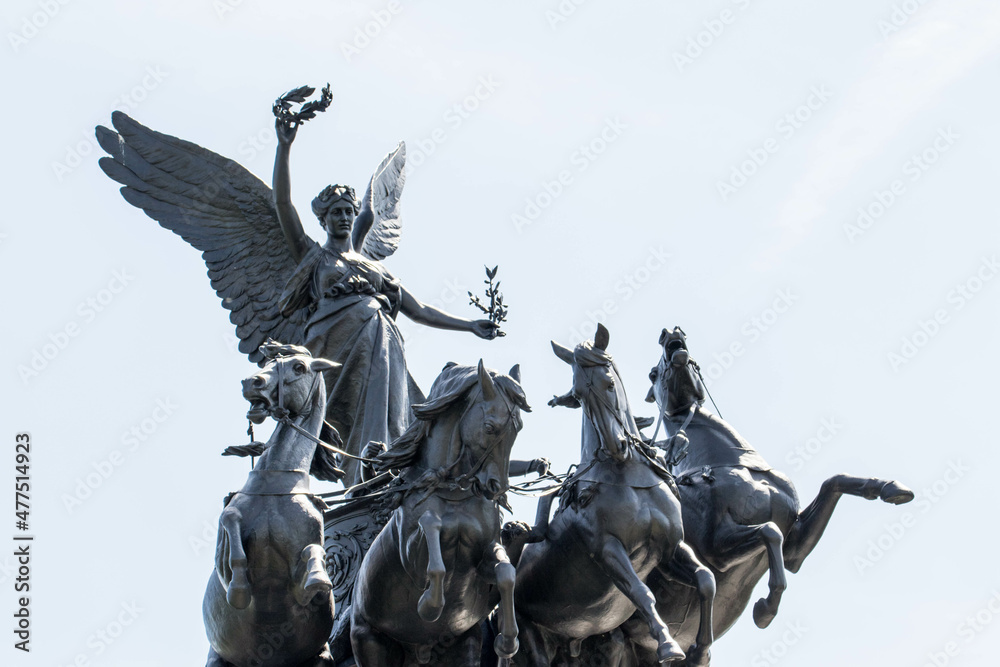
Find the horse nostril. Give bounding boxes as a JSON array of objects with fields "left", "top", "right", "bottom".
[{"left": 252, "top": 377, "right": 266, "bottom": 389}]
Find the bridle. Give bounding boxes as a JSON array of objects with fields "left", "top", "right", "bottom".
[
  {"left": 323, "top": 380, "right": 523, "bottom": 507},
  {"left": 648, "top": 361, "right": 699, "bottom": 447},
  {"left": 573, "top": 360, "right": 674, "bottom": 480},
  {"left": 255, "top": 356, "right": 383, "bottom": 466}
]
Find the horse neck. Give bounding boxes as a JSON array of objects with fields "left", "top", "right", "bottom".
[
  {"left": 675, "top": 407, "right": 758, "bottom": 466},
  {"left": 580, "top": 418, "right": 603, "bottom": 463},
  {"left": 579, "top": 375, "right": 639, "bottom": 464},
  {"left": 413, "top": 409, "right": 465, "bottom": 474},
  {"left": 663, "top": 357, "right": 706, "bottom": 411},
  {"left": 257, "top": 379, "right": 326, "bottom": 472}
]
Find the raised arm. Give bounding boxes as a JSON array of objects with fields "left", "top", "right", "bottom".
[
  {"left": 399, "top": 286, "right": 500, "bottom": 340},
  {"left": 272, "top": 120, "right": 312, "bottom": 264}
]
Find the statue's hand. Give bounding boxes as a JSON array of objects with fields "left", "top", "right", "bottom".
[
  {"left": 530, "top": 458, "right": 551, "bottom": 476},
  {"left": 470, "top": 319, "right": 501, "bottom": 340},
  {"left": 362, "top": 441, "right": 387, "bottom": 462},
  {"left": 548, "top": 393, "right": 581, "bottom": 409},
  {"left": 666, "top": 431, "right": 690, "bottom": 467},
  {"left": 276, "top": 118, "right": 299, "bottom": 146}
]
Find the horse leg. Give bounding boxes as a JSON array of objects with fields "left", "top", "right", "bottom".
[
  {"left": 219, "top": 508, "right": 251, "bottom": 610},
  {"left": 597, "top": 536, "right": 685, "bottom": 664},
  {"left": 434, "top": 624, "right": 484, "bottom": 667},
  {"left": 417, "top": 510, "right": 446, "bottom": 623},
  {"left": 531, "top": 493, "right": 555, "bottom": 541},
  {"left": 619, "top": 612, "right": 659, "bottom": 666},
  {"left": 783, "top": 474, "right": 914, "bottom": 573},
  {"left": 510, "top": 617, "right": 553, "bottom": 667},
  {"left": 659, "top": 542, "right": 715, "bottom": 667},
  {"left": 294, "top": 543, "right": 333, "bottom": 607},
  {"left": 351, "top": 613, "right": 404, "bottom": 667},
  {"left": 709, "top": 514, "right": 785, "bottom": 629},
  {"left": 479, "top": 541, "right": 519, "bottom": 660}
]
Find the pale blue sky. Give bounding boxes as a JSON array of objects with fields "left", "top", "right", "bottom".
[{"left": 3, "top": 1, "right": 999, "bottom": 665}]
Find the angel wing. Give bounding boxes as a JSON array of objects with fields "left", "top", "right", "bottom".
[
  {"left": 96, "top": 111, "right": 314, "bottom": 364},
  {"left": 352, "top": 141, "right": 406, "bottom": 261}
]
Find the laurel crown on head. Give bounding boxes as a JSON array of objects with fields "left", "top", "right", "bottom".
[{"left": 312, "top": 184, "right": 360, "bottom": 220}]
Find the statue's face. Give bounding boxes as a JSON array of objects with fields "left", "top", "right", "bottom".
[{"left": 323, "top": 201, "right": 355, "bottom": 239}]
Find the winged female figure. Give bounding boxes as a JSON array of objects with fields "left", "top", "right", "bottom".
[{"left": 96, "top": 98, "right": 498, "bottom": 484}]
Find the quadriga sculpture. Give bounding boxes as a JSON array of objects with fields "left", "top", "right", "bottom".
[
  {"left": 627, "top": 327, "right": 914, "bottom": 663},
  {"left": 512, "top": 324, "right": 715, "bottom": 666},
  {"left": 350, "top": 361, "right": 531, "bottom": 667},
  {"left": 204, "top": 341, "right": 342, "bottom": 667}
]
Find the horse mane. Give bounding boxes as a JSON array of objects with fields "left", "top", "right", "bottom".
[
  {"left": 260, "top": 339, "right": 312, "bottom": 360},
  {"left": 310, "top": 425, "right": 345, "bottom": 481},
  {"left": 377, "top": 362, "right": 529, "bottom": 472}
]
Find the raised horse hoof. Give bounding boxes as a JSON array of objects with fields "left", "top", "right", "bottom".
[
  {"left": 227, "top": 582, "right": 251, "bottom": 610},
  {"left": 752, "top": 597, "right": 777, "bottom": 629},
  {"left": 879, "top": 481, "right": 915, "bottom": 505},
  {"left": 494, "top": 634, "right": 519, "bottom": 660},
  {"left": 417, "top": 592, "right": 444, "bottom": 623},
  {"left": 657, "top": 637, "right": 686, "bottom": 664},
  {"left": 304, "top": 570, "right": 333, "bottom": 597}
]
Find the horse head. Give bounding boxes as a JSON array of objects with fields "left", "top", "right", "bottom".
[
  {"left": 646, "top": 326, "right": 706, "bottom": 416},
  {"left": 242, "top": 341, "right": 339, "bottom": 425},
  {"left": 378, "top": 360, "right": 530, "bottom": 501},
  {"left": 551, "top": 323, "right": 639, "bottom": 463}
]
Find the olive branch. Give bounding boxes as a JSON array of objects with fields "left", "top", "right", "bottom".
[
  {"left": 273, "top": 83, "right": 333, "bottom": 126},
  {"left": 469, "top": 265, "right": 508, "bottom": 337}
]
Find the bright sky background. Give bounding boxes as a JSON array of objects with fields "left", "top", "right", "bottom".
[{"left": 3, "top": 1, "right": 1000, "bottom": 665}]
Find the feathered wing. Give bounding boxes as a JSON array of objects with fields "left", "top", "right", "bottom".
[
  {"left": 353, "top": 141, "right": 406, "bottom": 261},
  {"left": 96, "top": 111, "right": 315, "bottom": 364}
]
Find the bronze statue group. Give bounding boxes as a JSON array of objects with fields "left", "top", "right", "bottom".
[{"left": 97, "top": 87, "right": 914, "bottom": 667}]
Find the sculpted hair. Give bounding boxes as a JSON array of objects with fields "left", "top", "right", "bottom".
[
  {"left": 311, "top": 184, "right": 360, "bottom": 221},
  {"left": 376, "top": 363, "right": 529, "bottom": 472}
]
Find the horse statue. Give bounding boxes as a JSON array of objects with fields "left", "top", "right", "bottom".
[
  {"left": 350, "top": 361, "right": 532, "bottom": 666},
  {"left": 626, "top": 326, "right": 915, "bottom": 662},
  {"left": 204, "top": 341, "right": 344, "bottom": 667},
  {"left": 511, "top": 324, "right": 715, "bottom": 667}
]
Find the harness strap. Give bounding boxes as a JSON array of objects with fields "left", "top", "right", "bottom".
[{"left": 280, "top": 419, "right": 383, "bottom": 464}]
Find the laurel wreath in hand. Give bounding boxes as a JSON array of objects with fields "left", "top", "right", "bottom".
[{"left": 273, "top": 83, "right": 333, "bottom": 126}]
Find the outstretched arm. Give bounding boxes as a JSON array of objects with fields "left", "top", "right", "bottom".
[
  {"left": 272, "top": 120, "right": 312, "bottom": 264},
  {"left": 399, "top": 287, "right": 499, "bottom": 339}
]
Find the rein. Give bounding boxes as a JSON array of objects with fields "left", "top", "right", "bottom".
[
  {"left": 649, "top": 355, "right": 709, "bottom": 445},
  {"left": 693, "top": 363, "right": 724, "bottom": 419},
  {"left": 268, "top": 359, "right": 383, "bottom": 465},
  {"left": 279, "top": 418, "right": 382, "bottom": 465}
]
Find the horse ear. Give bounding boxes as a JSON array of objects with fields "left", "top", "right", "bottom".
[
  {"left": 310, "top": 358, "right": 341, "bottom": 373},
  {"left": 645, "top": 385, "right": 656, "bottom": 403},
  {"left": 594, "top": 323, "right": 610, "bottom": 351},
  {"left": 509, "top": 364, "right": 521, "bottom": 383},
  {"left": 478, "top": 359, "right": 498, "bottom": 401},
  {"left": 658, "top": 328, "right": 668, "bottom": 345},
  {"left": 551, "top": 341, "right": 574, "bottom": 365}
]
